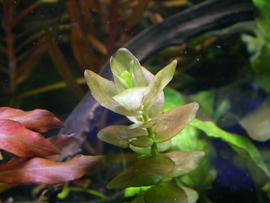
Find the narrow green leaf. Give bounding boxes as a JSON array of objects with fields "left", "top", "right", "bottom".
[
  {"left": 107, "top": 155, "right": 175, "bottom": 189},
  {"left": 191, "top": 118, "right": 270, "bottom": 177},
  {"left": 141, "top": 67, "right": 165, "bottom": 117},
  {"left": 124, "top": 186, "right": 151, "bottom": 198},
  {"left": 98, "top": 125, "right": 146, "bottom": 148},
  {"left": 143, "top": 60, "right": 177, "bottom": 114},
  {"left": 144, "top": 183, "right": 188, "bottom": 203}
]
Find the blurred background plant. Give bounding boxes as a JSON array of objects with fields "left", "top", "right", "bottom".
[
  {"left": 0, "top": 0, "right": 190, "bottom": 117},
  {"left": 1, "top": 0, "right": 270, "bottom": 202}
]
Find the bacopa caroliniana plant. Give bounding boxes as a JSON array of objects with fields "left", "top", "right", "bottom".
[{"left": 84, "top": 48, "right": 205, "bottom": 203}]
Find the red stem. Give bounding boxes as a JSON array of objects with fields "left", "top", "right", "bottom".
[
  {"left": 14, "top": 2, "right": 41, "bottom": 25},
  {"left": 108, "top": 0, "right": 119, "bottom": 54},
  {"left": 3, "top": 0, "right": 17, "bottom": 94}
]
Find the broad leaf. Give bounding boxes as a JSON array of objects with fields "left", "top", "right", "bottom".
[
  {"left": 84, "top": 70, "right": 137, "bottom": 116},
  {"left": 181, "top": 186, "right": 199, "bottom": 203},
  {"left": 130, "top": 136, "right": 153, "bottom": 148},
  {"left": 98, "top": 125, "right": 146, "bottom": 148},
  {"left": 144, "top": 183, "right": 187, "bottom": 203},
  {"left": 240, "top": 98, "right": 270, "bottom": 141},
  {"left": 191, "top": 118, "right": 270, "bottom": 177},
  {"left": 0, "top": 119, "right": 59, "bottom": 157},
  {"left": 110, "top": 48, "right": 147, "bottom": 90},
  {"left": 141, "top": 66, "right": 154, "bottom": 83},
  {"left": 0, "top": 155, "right": 102, "bottom": 184},
  {"left": 113, "top": 87, "right": 146, "bottom": 111},
  {"left": 165, "top": 151, "right": 205, "bottom": 177},
  {"left": 144, "top": 103, "right": 199, "bottom": 142},
  {"left": 143, "top": 60, "right": 177, "bottom": 114},
  {"left": 107, "top": 155, "right": 175, "bottom": 189},
  {"left": 0, "top": 107, "right": 63, "bottom": 133}
]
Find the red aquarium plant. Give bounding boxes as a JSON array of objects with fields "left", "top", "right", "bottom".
[{"left": 0, "top": 107, "right": 102, "bottom": 185}]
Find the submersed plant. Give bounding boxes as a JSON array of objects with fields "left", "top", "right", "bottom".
[{"left": 84, "top": 48, "right": 204, "bottom": 203}]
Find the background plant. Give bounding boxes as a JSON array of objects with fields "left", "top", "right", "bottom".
[
  {"left": 0, "top": 106, "right": 102, "bottom": 200},
  {"left": 0, "top": 0, "right": 189, "bottom": 114}
]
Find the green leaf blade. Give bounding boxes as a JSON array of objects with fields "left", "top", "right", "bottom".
[
  {"left": 191, "top": 118, "right": 270, "bottom": 177},
  {"left": 144, "top": 183, "right": 188, "bottom": 203},
  {"left": 107, "top": 155, "right": 175, "bottom": 189},
  {"left": 143, "top": 60, "right": 177, "bottom": 115},
  {"left": 98, "top": 125, "right": 146, "bottom": 148}
]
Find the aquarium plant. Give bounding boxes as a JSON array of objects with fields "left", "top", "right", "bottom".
[
  {"left": 84, "top": 48, "right": 205, "bottom": 203},
  {"left": 0, "top": 107, "right": 101, "bottom": 188}
]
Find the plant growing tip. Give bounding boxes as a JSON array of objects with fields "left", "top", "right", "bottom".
[{"left": 85, "top": 48, "right": 203, "bottom": 203}]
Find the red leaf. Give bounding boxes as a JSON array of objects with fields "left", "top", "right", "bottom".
[
  {"left": 0, "top": 119, "right": 59, "bottom": 157},
  {"left": 0, "top": 155, "right": 102, "bottom": 184},
  {"left": 0, "top": 107, "right": 63, "bottom": 133}
]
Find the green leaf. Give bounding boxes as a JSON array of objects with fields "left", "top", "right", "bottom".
[
  {"left": 107, "top": 155, "right": 175, "bottom": 189},
  {"left": 144, "top": 103, "right": 199, "bottom": 142},
  {"left": 191, "top": 118, "right": 270, "bottom": 177},
  {"left": 84, "top": 70, "right": 138, "bottom": 116},
  {"left": 262, "top": 182, "right": 270, "bottom": 200},
  {"left": 253, "top": 0, "right": 270, "bottom": 41},
  {"left": 144, "top": 183, "right": 188, "bottom": 203},
  {"left": 131, "top": 195, "right": 145, "bottom": 203},
  {"left": 181, "top": 186, "right": 199, "bottom": 203},
  {"left": 98, "top": 125, "right": 147, "bottom": 148},
  {"left": 129, "top": 144, "right": 151, "bottom": 155},
  {"left": 124, "top": 186, "right": 151, "bottom": 198},
  {"left": 129, "top": 140, "right": 171, "bottom": 154},
  {"left": 165, "top": 151, "right": 205, "bottom": 177},
  {"left": 113, "top": 87, "right": 146, "bottom": 111},
  {"left": 255, "top": 74, "right": 270, "bottom": 93},
  {"left": 130, "top": 136, "right": 153, "bottom": 148},
  {"left": 110, "top": 48, "right": 147, "bottom": 90},
  {"left": 143, "top": 60, "right": 177, "bottom": 114},
  {"left": 141, "top": 66, "right": 154, "bottom": 83},
  {"left": 141, "top": 67, "right": 164, "bottom": 117},
  {"left": 172, "top": 126, "right": 217, "bottom": 189},
  {"left": 163, "top": 87, "right": 185, "bottom": 112},
  {"left": 191, "top": 90, "right": 214, "bottom": 117}
]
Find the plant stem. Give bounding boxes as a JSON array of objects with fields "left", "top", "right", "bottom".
[
  {"left": 3, "top": 1, "right": 17, "bottom": 95},
  {"left": 142, "top": 112, "right": 159, "bottom": 155}
]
